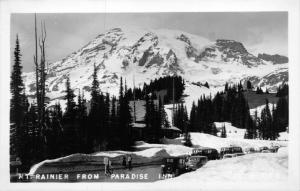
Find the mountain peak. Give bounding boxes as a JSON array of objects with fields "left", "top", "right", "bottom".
[
  {"left": 216, "top": 39, "right": 248, "bottom": 54},
  {"left": 23, "top": 28, "right": 287, "bottom": 104}
]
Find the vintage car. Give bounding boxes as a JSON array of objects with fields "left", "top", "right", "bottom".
[
  {"left": 186, "top": 156, "right": 208, "bottom": 171},
  {"left": 269, "top": 146, "right": 280, "bottom": 153},
  {"left": 219, "top": 146, "right": 244, "bottom": 158},
  {"left": 191, "top": 147, "right": 220, "bottom": 160},
  {"left": 161, "top": 156, "right": 190, "bottom": 177},
  {"left": 259, "top": 146, "right": 269, "bottom": 152},
  {"left": 223, "top": 154, "right": 237, "bottom": 159}
]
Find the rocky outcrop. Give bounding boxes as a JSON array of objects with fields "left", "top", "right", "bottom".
[{"left": 258, "top": 53, "right": 288, "bottom": 64}]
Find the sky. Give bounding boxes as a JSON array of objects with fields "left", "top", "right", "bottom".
[{"left": 11, "top": 12, "right": 288, "bottom": 72}]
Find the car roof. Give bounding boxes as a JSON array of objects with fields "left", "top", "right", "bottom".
[
  {"left": 193, "top": 147, "right": 217, "bottom": 151},
  {"left": 190, "top": 156, "right": 208, "bottom": 158},
  {"left": 164, "top": 156, "right": 187, "bottom": 159},
  {"left": 221, "top": 146, "right": 241, "bottom": 149}
]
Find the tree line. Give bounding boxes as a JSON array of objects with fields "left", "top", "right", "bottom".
[
  {"left": 188, "top": 82, "right": 289, "bottom": 140},
  {"left": 189, "top": 82, "right": 252, "bottom": 133},
  {"left": 126, "top": 76, "right": 185, "bottom": 104}
]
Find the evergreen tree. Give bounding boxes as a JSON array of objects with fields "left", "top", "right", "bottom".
[
  {"left": 273, "top": 96, "right": 288, "bottom": 133},
  {"left": 225, "top": 82, "right": 229, "bottom": 92},
  {"left": 221, "top": 124, "right": 227, "bottom": 138},
  {"left": 189, "top": 102, "right": 197, "bottom": 132},
  {"left": 204, "top": 82, "right": 209, "bottom": 88},
  {"left": 276, "top": 84, "right": 288, "bottom": 97},
  {"left": 209, "top": 123, "right": 218, "bottom": 136},
  {"left": 184, "top": 132, "right": 193, "bottom": 147},
  {"left": 61, "top": 76, "right": 79, "bottom": 154},
  {"left": 118, "top": 77, "right": 133, "bottom": 150},
  {"left": 49, "top": 102, "right": 63, "bottom": 156},
  {"left": 10, "top": 35, "right": 27, "bottom": 168},
  {"left": 88, "top": 63, "right": 103, "bottom": 151},
  {"left": 259, "top": 99, "right": 273, "bottom": 139},
  {"left": 77, "top": 91, "right": 88, "bottom": 152},
  {"left": 265, "top": 88, "right": 269, "bottom": 94},
  {"left": 108, "top": 96, "right": 119, "bottom": 149},
  {"left": 246, "top": 80, "right": 252, "bottom": 90},
  {"left": 256, "top": 87, "right": 263, "bottom": 94}
]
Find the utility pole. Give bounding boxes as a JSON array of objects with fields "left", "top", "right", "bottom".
[
  {"left": 133, "top": 74, "right": 136, "bottom": 123},
  {"left": 34, "top": 13, "right": 40, "bottom": 125},
  {"left": 172, "top": 75, "right": 175, "bottom": 126}
]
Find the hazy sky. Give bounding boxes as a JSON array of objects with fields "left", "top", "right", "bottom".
[{"left": 11, "top": 12, "right": 288, "bottom": 72}]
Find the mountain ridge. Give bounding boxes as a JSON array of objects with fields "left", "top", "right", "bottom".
[{"left": 23, "top": 27, "right": 288, "bottom": 106}]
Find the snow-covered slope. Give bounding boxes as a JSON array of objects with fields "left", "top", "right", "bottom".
[
  {"left": 250, "top": 103, "right": 276, "bottom": 118},
  {"left": 215, "top": 122, "right": 246, "bottom": 139},
  {"left": 23, "top": 27, "right": 288, "bottom": 106}
]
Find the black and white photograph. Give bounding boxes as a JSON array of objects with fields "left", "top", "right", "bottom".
[{"left": 0, "top": 0, "right": 299, "bottom": 190}]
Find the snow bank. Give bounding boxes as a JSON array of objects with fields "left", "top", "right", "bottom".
[
  {"left": 190, "top": 132, "right": 287, "bottom": 152},
  {"left": 29, "top": 142, "right": 192, "bottom": 175},
  {"left": 162, "top": 147, "right": 288, "bottom": 183},
  {"left": 29, "top": 128, "right": 288, "bottom": 175},
  {"left": 135, "top": 141, "right": 193, "bottom": 156}
]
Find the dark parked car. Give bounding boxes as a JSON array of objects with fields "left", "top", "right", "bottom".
[
  {"left": 269, "top": 146, "right": 280, "bottom": 153},
  {"left": 186, "top": 156, "right": 208, "bottom": 171},
  {"left": 259, "top": 146, "right": 269, "bottom": 152},
  {"left": 191, "top": 147, "right": 220, "bottom": 160},
  {"left": 220, "top": 146, "right": 244, "bottom": 158},
  {"left": 161, "top": 156, "right": 189, "bottom": 177}
]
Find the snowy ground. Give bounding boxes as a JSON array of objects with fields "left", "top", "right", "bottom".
[
  {"left": 28, "top": 120, "right": 288, "bottom": 184},
  {"left": 158, "top": 146, "right": 288, "bottom": 184},
  {"left": 29, "top": 131, "right": 288, "bottom": 175},
  {"left": 215, "top": 122, "right": 246, "bottom": 139}
]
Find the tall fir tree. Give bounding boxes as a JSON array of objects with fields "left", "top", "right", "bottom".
[
  {"left": 118, "top": 77, "right": 133, "bottom": 150},
  {"left": 61, "top": 76, "right": 78, "bottom": 155},
  {"left": 259, "top": 99, "right": 273, "bottom": 140},
  {"left": 88, "top": 63, "right": 103, "bottom": 151},
  {"left": 10, "top": 35, "right": 27, "bottom": 167}
]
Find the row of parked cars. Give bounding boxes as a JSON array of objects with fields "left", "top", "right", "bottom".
[{"left": 161, "top": 145, "right": 280, "bottom": 177}]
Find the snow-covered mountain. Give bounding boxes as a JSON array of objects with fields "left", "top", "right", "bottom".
[{"left": 23, "top": 27, "right": 288, "bottom": 105}]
